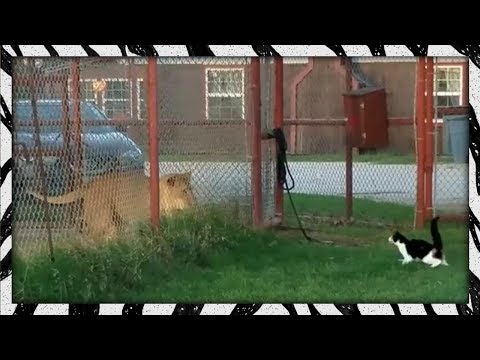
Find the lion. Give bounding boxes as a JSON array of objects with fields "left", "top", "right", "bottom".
[{"left": 26, "top": 171, "right": 196, "bottom": 240}]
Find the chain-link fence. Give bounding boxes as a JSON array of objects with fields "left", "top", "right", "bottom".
[
  {"left": 278, "top": 57, "right": 469, "bottom": 227},
  {"left": 279, "top": 56, "right": 469, "bottom": 229},
  {"left": 280, "top": 57, "right": 420, "bottom": 228},
  {"left": 12, "top": 58, "right": 150, "bottom": 257},
  {"left": 12, "top": 57, "right": 279, "bottom": 258},
  {"left": 260, "top": 58, "right": 277, "bottom": 227},
  {"left": 431, "top": 57, "right": 469, "bottom": 219},
  {"left": 281, "top": 58, "right": 351, "bottom": 227},
  {"left": 346, "top": 58, "right": 419, "bottom": 226},
  {"left": 12, "top": 56, "right": 468, "bottom": 258},
  {"left": 142, "top": 57, "right": 255, "bottom": 226}
]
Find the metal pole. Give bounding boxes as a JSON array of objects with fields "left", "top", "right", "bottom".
[
  {"left": 432, "top": 57, "right": 439, "bottom": 218},
  {"left": 344, "top": 59, "right": 353, "bottom": 219},
  {"left": 250, "top": 57, "right": 263, "bottom": 228},
  {"left": 415, "top": 57, "right": 426, "bottom": 229},
  {"left": 29, "top": 59, "right": 55, "bottom": 262},
  {"left": 424, "top": 57, "right": 434, "bottom": 221},
  {"left": 70, "top": 59, "right": 83, "bottom": 192},
  {"left": 147, "top": 57, "right": 160, "bottom": 228},
  {"left": 274, "top": 57, "right": 284, "bottom": 224}
]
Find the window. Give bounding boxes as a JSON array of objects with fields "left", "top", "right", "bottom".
[
  {"left": 67, "top": 79, "right": 98, "bottom": 104},
  {"left": 434, "top": 66, "right": 462, "bottom": 107},
  {"left": 69, "top": 78, "right": 133, "bottom": 118},
  {"left": 205, "top": 68, "right": 244, "bottom": 121},
  {"left": 79, "top": 79, "right": 97, "bottom": 103},
  {"left": 137, "top": 78, "right": 147, "bottom": 120},
  {"left": 102, "top": 78, "right": 132, "bottom": 118}
]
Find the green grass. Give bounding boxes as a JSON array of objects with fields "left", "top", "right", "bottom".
[
  {"left": 12, "top": 198, "right": 468, "bottom": 304},
  {"left": 157, "top": 152, "right": 454, "bottom": 164},
  {"left": 284, "top": 193, "right": 415, "bottom": 226}
]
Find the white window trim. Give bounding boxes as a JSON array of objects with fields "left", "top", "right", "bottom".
[
  {"left": 67, "top": 78, "right": 98, "bottom": 103},
  {"left": 137, "top": 78, "right": 145, "bottom": 119},
  {"left": 433, "top": 65, "right": 463, "bottom": 106},
  {"left": 101, "top": 78, "right": 133, "bottom": 117},
  {"left": 205, "top": 68, "right": 245, "bottom": 121}
]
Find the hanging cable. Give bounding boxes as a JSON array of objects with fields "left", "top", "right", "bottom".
[{"left": 268, "top": 128, "right": 318, "bottom": 242}]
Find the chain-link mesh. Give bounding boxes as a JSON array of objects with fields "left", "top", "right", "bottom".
[
  {"left": 281, "top": 57, "right": 419, "bottom": 227},
  {"left": 260, "top": 58, "right": 276, "bottom": 226},
  {"left": 13, "top": 57, "right": 281, "bottom": 258},
  {"left": 283, "top": 58, "right": 348, "bottom": 223},
  {"left": 432, "top": 57, "right": 469, "bottom": 218},
  {"left": 143, "top": 58, "right": 251, "bottom": 225},
  {"left": 17, "top": 56, "right": 466, "bottom": 256},
  {"left": 347, "top": 58, "right": 418, "bottom": 225},
  {"left": 12, "top": 58, "right": 149, "bottom": 257}
]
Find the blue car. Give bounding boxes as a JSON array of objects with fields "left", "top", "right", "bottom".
[{"left": 13, "top": 99, "right": 145, "bottom": 196}]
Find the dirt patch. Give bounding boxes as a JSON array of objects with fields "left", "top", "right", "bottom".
[{"left": 275, "top": 227, "right": 371, "bottom": 247}]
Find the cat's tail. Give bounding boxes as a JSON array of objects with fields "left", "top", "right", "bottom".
[{"left": 430, "top": 216, "right": 443, "bottom": 250}]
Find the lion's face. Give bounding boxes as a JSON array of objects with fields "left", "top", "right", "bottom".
[{"left": 159, "top": 172, "right": 196, "bottom": 212}]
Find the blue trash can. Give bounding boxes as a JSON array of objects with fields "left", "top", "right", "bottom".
[{"left": 444, "top": 115, "right": 469, "bottom": 163}]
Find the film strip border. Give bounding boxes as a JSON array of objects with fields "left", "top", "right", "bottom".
[{"left": 1, "top": 45, "right": 479, "bottom": 316}]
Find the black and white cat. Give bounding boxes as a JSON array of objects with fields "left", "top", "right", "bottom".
[{"left": 388, "top": 216, "right": 448, "bottom": 268}]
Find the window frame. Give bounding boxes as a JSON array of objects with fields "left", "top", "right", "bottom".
[
  {"left": 67, "top": 78, "right": 98, "bottom": 104},
  {"left": 137, "top": 78, "right": 146, "bottom": 120},
  {"left": 204, "top": 67, "right": 245, "bottom": 121},
  {"left": 100, "top": 78, "right": 133, "bottom": 118},
  {"left": 433, "top": 65, "right": 463, "bottom": 107}
]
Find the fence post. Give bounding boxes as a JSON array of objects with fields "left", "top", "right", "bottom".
[
  {"left": 345, "top": 126, "right": 353, "bottom": 220},
  {"left": 344, "top": 58, "right": 353, "bottom": 219},
  {"left": 274, "top": 57, "right": 284, "bottom": 224},
  {"left": 60, "top": 70, "right": 75, "bottom": 226},
  {"left": 70, "top": 59, "right": 83, "bottom": 192},
  {"left": 29, "top": 59, "right": 55, "bottom": 262},
  {"left": 415, "top": 57, "right": 426, "bottom": 229},
  {"left": 424, "top": 57, "right": 434, "bottom": 221},
  {"left": 147, "top": 57, "right": 160, "bottom": 228},
  {"left": 250, "top": 57, "right": 263, "bottom": 228}
]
